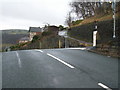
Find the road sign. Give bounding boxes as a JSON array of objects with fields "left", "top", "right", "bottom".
[{"left": 58, "top": 31, "right": 67, "bottom": 37}]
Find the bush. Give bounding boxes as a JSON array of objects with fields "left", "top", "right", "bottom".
[
  {"left": 42, "top": 31, "right": 52, "bottom": 36},
  {"left": 72, "top": 20, "right": 83, "bottom": 26},
  {"left": 32, "top": 35, "right": 39, "bottom": 43}
]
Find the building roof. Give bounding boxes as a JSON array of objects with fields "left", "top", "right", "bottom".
[
  {"left": 48, "top": 26, "right": 59, "bottom": 30},
  {"left": 29, "top": 27, "right": 42, "bottom": 32}
]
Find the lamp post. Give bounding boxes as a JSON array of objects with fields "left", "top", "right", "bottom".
[{"left": 110, "top": 0, "right": 116, "bottom": 38}]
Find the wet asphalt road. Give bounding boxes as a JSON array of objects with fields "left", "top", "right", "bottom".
[{"left": 2, "top": 48, "right": 118, "bottom": 88}]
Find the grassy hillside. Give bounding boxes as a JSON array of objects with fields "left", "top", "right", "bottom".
[
  {"left": 68, "top": 16, "right": 120, "bottom": 58},
  {"left": 10, "top": 30, "right": 62, "bottom": 50},
  {"left": 1, "top": 29, "right": 29, "bottom": 51},
  {"left": 2, "top": 29, "right": 28, "bottom": 34},
  {"left": 2, "top": 33, "right": 29, "bottom": 44},
  {"left": 71, "top": 10, "right": 120, "bottom": 28},
  {"left": 10, "top": 29, "right": 84, "bottom": 51},
  {"left": 69, "top": 18, "right": 120, "bottom": 45}
]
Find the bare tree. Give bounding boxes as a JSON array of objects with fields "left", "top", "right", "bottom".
[
  {"left": 69, "top": 1, "right": 112, "bottom": 19},
  {"left": 65, "top": 11, "right": 73, "bottom": 27},
  {"left": 70, "top": 1, "right": 96, "bottom": 19}
]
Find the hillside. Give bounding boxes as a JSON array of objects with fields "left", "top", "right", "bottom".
[
  {"left": 73, "top": 13, "right": 119, "bottom": 27},
  {"left": 68, "top": 15, "right": 120, "bottom": 58},
  {"left": 10, "top": 27, "right": 84, "bottom": 51},
  {"left": 1, "top": 29, "right": 29, "bottom": 51},
  {"left": 69, "top": 19, "right": 119, "bottom": 43},
  {"left": 70, "top": 2, "right": 120, "bottom": 28},
  {"left": 2, "top": 29, "right": 28, "bottom": 34}
]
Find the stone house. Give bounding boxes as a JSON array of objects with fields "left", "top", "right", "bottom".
[{"left": 29, "top": 27, "right": 42, "bottom": 41}]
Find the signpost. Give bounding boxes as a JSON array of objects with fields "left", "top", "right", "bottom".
[{"left": 58, "top": 30, "right": 68, "bottom": 48}]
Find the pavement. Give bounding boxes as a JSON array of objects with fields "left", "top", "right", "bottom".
[{"left": 2, "top": 48, "right": 118, "bottom": 88}]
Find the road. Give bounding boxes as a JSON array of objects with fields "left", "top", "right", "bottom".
[{"left": 2, "top": 48, "right": 118, "bottom": 88}]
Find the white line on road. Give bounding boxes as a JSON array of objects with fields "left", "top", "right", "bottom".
[
  {"left": 65, "top": 48, "right": 86, "bottom": 50},
  {"left": 15, "top": 51, "right": 22, "bottom": 68},
  {"left": 47, "top": 53, "right": 75, "bottom": 69},
  {"left": 98, "top": 83, "right": 112, "bottom": 90},
  {"left": 36, "top": 50, "right": 43, "bottom": 53}
]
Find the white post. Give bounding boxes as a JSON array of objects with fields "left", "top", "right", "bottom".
[
  {"left": 93, "top": 31, "right": 98, "bottom": 47},
  {"left": 59, "top": 40, "right": 61, "bottom": 48}
]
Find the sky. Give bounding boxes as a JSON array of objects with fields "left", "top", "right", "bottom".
[{"left": 0, "top": 0, "right": 72, "bottom": 30}]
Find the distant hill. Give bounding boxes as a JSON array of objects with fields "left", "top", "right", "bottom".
[
  {"left": 1, "top": 29, "right": 29, "bottom": 51},
  {"left": 2, "top": 33, "right": 29, "bottom": 44},
  {"left": 1, "top": 29, "right": 28, "bottom": 34}
]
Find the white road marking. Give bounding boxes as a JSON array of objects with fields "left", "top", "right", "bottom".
[
  {"left": 47, "top": 53, "right": 75, "bottom": 69},
  {"left": 15, "top": 51, "right": 22, "bottom": 68},
  {"left": 107, "top": 56, "right": 111, "bottom": 58},
  {"left": 52, "top": 48, "right": 86, "bottom": 50},
  {"left": 36, "top": 50, "right": 43, "bottom": 53},
  {"left": 65, "top": 48, "right": 86, "bottom": 50},
  {"left": 98, "top": 83, "right": 112, "bottom": 90}
]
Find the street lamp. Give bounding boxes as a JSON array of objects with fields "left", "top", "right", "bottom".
[{"left": 109, "top": 0, "right": 116, "bottom": 38}]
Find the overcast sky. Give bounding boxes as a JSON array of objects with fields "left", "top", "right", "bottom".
[{"left": 0, "top": 0, "right": 72, "bottom": 30}]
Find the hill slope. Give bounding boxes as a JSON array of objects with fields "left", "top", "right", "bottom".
[{"left": 1, "top": 29, "right": 29, "bottom": 51}]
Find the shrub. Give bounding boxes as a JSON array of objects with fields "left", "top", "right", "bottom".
[
  {"left": 42, "top": 31, "right": 52, "bottom": 36},
  {"left": 72, "top": 20, "right": 83, "bottom": 26},
  {"left": 32, "top": 35, "right": 39, "bottom": 43}
]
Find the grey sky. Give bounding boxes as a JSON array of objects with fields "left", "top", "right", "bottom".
[{"left": 0, "top": 0, "right": 72, "bottom": 30}]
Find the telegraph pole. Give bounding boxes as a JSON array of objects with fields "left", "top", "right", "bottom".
[
  {"left": 109, "top": 0, "right": 116, "bottom": 38},
  {"left": 112, "top": 0, "right": 116, "bottom": 38}
]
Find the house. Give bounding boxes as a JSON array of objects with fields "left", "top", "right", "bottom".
[
  {"left": 46, "top": 25, "right": 59, "bottom": 35},
  {"left": 19, "top": 37, "right": 29, "bottom": 44},
  {"left": 29, "top": 27, "right": 42, "bottom": 41}
]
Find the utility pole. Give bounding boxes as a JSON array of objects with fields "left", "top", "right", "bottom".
[
  {"left": 109, "top": 0, "right": 116, "bottom": 38},
  {"left": 112, "top": 0, "right": 116, "bottom": 38}
]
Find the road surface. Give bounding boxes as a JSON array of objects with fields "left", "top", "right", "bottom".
[{"left": 2, "top": 48, "right": 118, "bottom": 88}]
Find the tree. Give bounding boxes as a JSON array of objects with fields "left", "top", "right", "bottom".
[
  {"left": 59, "top": 25, "right": 64, "bottom": 31},
  {"left": 70, "top": 1, "right": 96, "bottom": 19},
  {"left": 69, "top": 1, "right": 113, "bottom": 19},
  {"left": 32, "top": 35, "right": 39, "bottom": 42},
  {"left": 65, "top": 11, "right": 73, "bottom": 27}
]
